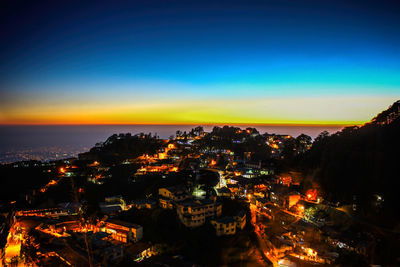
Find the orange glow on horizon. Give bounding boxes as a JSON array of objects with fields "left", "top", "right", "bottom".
[
  {"left": 0, "top": 121, "right": 365, "bottom": 127},
  {"left": 0, "top": 96, "right": 395, "bottom": 126}
]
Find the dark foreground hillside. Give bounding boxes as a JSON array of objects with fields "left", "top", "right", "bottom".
[{"left": 299, "top": 101, "right": 400, "bottom": 227}]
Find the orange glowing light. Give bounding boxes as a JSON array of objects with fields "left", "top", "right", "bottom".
[
  {"left": 288, "top": 194, "right": 301, "bottom": 208},
  {"left": 59, "top": 167, "right": 65, "bottom": 173},
  {"left": 167, "top": 143, "right": 176, "bottom": 149},
  {"left": 306, "top": 248, "right": 317, "bottom": 258},
  {"left": 271, "top": 143, "right": 279, "bottom": 149},
  {"left": 305, "top": 189, "right": 318, "bottom": 201},
  {"left": 297, "top": 204, "right": 305, "bottom": 215},
  {"left": 255, "top": 184, "right": 267, "bottom": 190},
  {"left": 170, "top": 167, "right": 178, "bottom": 172},
  {"left": 280, "top": 176, "right": 292, "bottom": 186}
]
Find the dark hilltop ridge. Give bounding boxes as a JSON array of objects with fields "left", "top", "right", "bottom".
[{"left": 296, "top": 100, "right": 400, "bottom": 227}]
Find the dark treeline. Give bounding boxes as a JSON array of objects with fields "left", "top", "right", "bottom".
[
  {"left": 194, "top": 125, "right": 311, "bottom": 163},
  {"left": 297, "top": 102, "right": 400, "bottom": 227},
  {"left": 202, "top": 126, "right": 272, "bottom": 163},
  {"left": 79, "top": 133, "right": 163, "bottom": 165},
  {"left": 0, "top": 161, "right": 55, "bottom": 204}
]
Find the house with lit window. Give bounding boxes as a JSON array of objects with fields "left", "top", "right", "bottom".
[
  {"left": 158, "top": 186, "right": 190, "bottom": 209},
  {"left": 176, "top": 199, "right": 222, "bottom": 228},
  {"left": 101, "top": 219, "right": 143, "bottom": 243},
  {"left": 217, "top": 187, "right": 231, "bottom": 197},
  {"left": 211, "top": 210, "right": 247, "bottom": 236},
  {"left": 126, "top": 242, "right": 154, "bottom": 263},
  {"left": 211, "top": 217, "right": 237, "bottom": 236},
  {"left": 133, "top": 199, "right": 157, "bottom": 209},
  {"left": 159, "top": 198, "right": 174, "bottom": 209},
  {"left": 159, "top": 186, "right": 190, "bottom": 201}
]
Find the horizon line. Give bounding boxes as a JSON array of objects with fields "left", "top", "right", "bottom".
[{"left": 0, "top": 122, "right": 363, "bottom": 127}]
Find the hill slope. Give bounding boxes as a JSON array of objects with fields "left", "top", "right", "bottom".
[{"left": 299, "top": 100, "right": 400, "bottom": 226}]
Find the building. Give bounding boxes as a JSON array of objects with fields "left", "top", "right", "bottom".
[
  {"left": 217, "top": 187, "right": 231, "bottom": 197},
  {"left": 269, "top": 184, "right": 291, "bottom": 207},
  {"left": 133, "top": 199, "right": 157, "bottom": 209},
  {"left": 288, "top": 194, "right": 301, "bottom": 208},
  {"left": 211, "top": 210, "right": 246, "bottom": 236},
  {"left": 126, "top": 242, "right": 154, "bottom": 262},
  {"left": 101, "top": 219, "right": 143, "bottom": 243},
  {"left": 227, "top": 184, "right": 240, "bottom": 195},
  {"left": 16, "top": 207, "right": 71, "bottom": 218},
  {"left": 99, "top": 203, "right": 123, "bottom": 214},
  {"left": 159, "top": 186, "right": 190, "bottom": 209},
  {"left": 278, "top": 176, "right": 292, "bottom": 187},
  {"left": 159, "top": 186, "right": 190, "bottom": 201},
  {"left": 159, "top": 198, "right": 174, "bottom": 209},
  {"left": 234, "top": 210, "right": 246, "bottom": 230},
  {"left": 254, "top": 191, "right": 266, "bottom": 198},
  {"left": 256, "top": 197, "right": 269, "bottom": 209},
  {"left": 105, "top": 195, "right": 127, "bottom": 210},
  {"left": 53, "top": 220, "right": 82, "bottom": 233},
  {"left": 176, "top": 199, "right": 222, "bottom": 227},
  {"left": 99, "top": 195, "right": 128, "bottom": 214},
  {"left": 211, "top": 217, "right": 237, "bottom": 236}
]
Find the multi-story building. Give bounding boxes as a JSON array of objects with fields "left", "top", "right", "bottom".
[
  {"left": 159, "top": 186, "right": 189, "bottom": 201},
  {"left": 159, "top": 198, "right": 174, "bottom": 209},
  {"left": 176, "top": 199, "right": 222, "bottom": 227},
  {"left": 133, "top": 199, "right": 157, "bottom": 209},
  {"left": 101, "top": 219, "right": 143, "bottom": 243},
  {"left": 16, "top": 207, "right": 72, "bottom": 218},
  {"left": 211, "top": 217, "right": 237, "bottom": 236},
  {"left": 211, "top": 210, "right": 246, "bottom": 236},
  {"left": 217, "top": 187, "right": 231, "bottom": 197},
  {"left": 158, "top": 186, "right": 190, "bottom": 209}
]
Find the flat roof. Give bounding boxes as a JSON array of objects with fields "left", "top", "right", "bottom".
[{"left": 107, "top": 219, "right": 142, "bottom": 229}]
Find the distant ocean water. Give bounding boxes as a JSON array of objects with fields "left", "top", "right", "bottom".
[{"left": 0, "top": 125, "right": 343, "bottom": 164}]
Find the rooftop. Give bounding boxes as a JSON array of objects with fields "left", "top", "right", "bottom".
[
  {"left": 213, "top": 216, "right": 236, "bottom": 224},
  {"left": 107, "top": 219, "right": 142, "bottom": 229}
]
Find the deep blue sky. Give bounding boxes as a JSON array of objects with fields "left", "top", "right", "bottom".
[{"left": 1, "top": 0, "right": 399, "bottom": 125}]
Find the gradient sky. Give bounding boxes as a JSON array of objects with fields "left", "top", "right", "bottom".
[{"left": 1, "top": 0, "right": 399, "bottom": 125}]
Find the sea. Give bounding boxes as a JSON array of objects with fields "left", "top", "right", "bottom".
[{"left": 0, "top": 125, "right": 343, "bottom": 164}]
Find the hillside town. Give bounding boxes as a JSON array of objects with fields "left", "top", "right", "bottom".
[{"left": 1, "top": 123, "right": 395, "bottom": 267}]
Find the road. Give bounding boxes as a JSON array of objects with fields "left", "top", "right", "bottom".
[
  {"left": 250, "top": 204, "right": 277, "bottom": 266},
  {"left": 3, "top": 223, "right": 23, "bottom": 267}
]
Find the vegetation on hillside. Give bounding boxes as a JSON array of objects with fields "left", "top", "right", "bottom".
[{"left": 298, "top": 101, "right": 400, "bottom": 227}]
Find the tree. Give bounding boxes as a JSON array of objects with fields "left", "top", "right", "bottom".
[
  {"left": 197, "top": 170, "right": 219, "bottom": 197},
  {"left": 314, "top": 131, "right": 329, "bottom": 144},
  {"left": 193, "top": 126, "right": 204, "bottom": 136}
]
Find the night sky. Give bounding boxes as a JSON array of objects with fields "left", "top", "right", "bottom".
[{"left": 1, "top": 0, "right": 399, "bottom": 125}]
